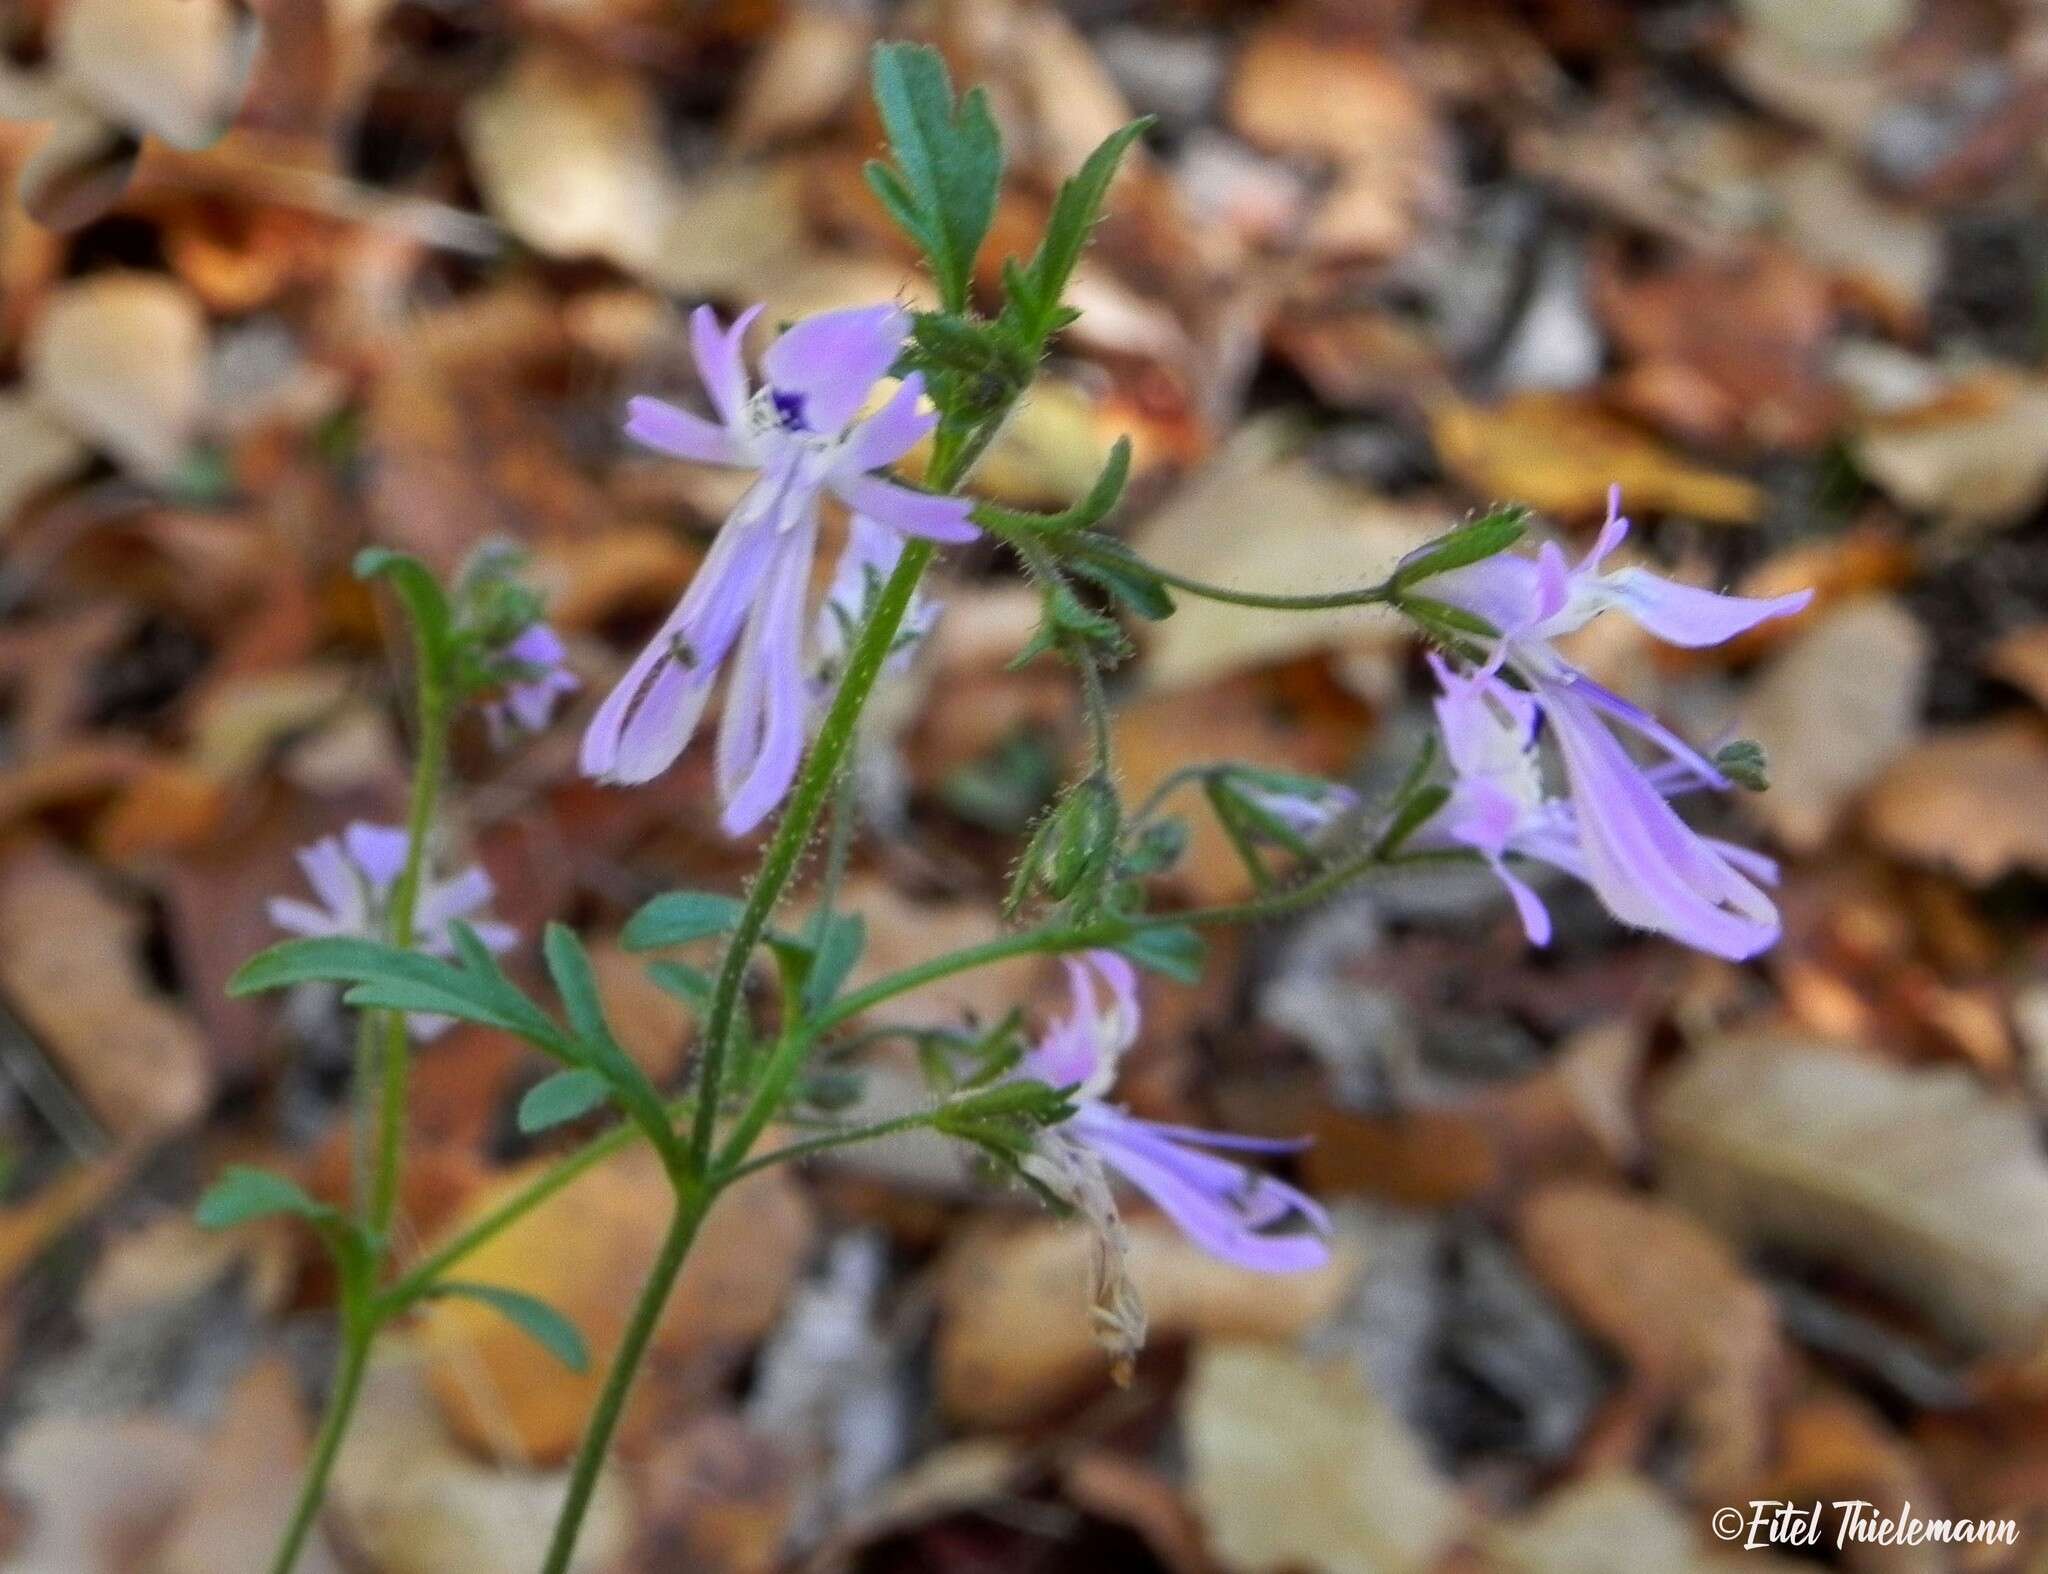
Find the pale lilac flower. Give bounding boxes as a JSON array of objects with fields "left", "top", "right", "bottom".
[
  {"left": 582, "top": 303, "right": 977, "bottom": 835},
  {"left": 268, "top": 822, "right": 516, "bottom": 1039},
  {"left": 1019, "top": 951, "right": 1331, "bottom": 1366},
  {"left": 1411, "top": 488, "right": 1803, "bottom": 960},
  {"left": 1418, "top": 656, "right": 1781, "bottom": 955},
  {"left": 484, "top": 623, "right": 579, "bottom": 746}
]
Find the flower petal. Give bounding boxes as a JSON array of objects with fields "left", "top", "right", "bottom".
[
  {"left": 839, "top": 372, "right": 938, "bottom": 473},
  {"left": 267, "top": 897, "right": 341, "bottom": 938},
  {"left": 762, "top": 304, "right": 907, "bottom": 435},
  {"left": 1603, "top": 569, "right": 1813, "bottom": 648},
  {"left": 716, "top": 511, "right": 821, "bottom": 835},
  {"left": 625, "top": 395, "right": 743, "bottom": 467},
  {"left": 1543, "top": 686, "right": 1780, "bottom": 960},
  {"left": 691, "top": 303, "right": 760, "bottom": 428},
  {"left": 1086, "top": 1111, "right": 1331, "bottom": 1273},
  {"left": 342, "top": 823, "right": 410, "bottom": 892},
  {"left": 831, "top": 472, "right": 979, "bottom": 543}
]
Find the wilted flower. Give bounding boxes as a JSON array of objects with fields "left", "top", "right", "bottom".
[
  {"left": 483, "top": 622, "right": 579, "bottom": 745},
  {"left": 1414, "top": 487, "right": 1806, "bottom": 960},
  {"left": 268, "top": 821, "right": 516, "bottom": 1038},
  {"left": 582, "top": 303, "right": 977, "bottom": 835},
  {"left": 1019, "top": 951, "right": 1331, "bottom": 1370}
]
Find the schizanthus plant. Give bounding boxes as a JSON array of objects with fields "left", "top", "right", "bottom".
[{"left": 202, "top": 42, "right": 1811, "bottom": 1574}]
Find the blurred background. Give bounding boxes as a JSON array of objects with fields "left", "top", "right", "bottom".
[{"left": 3, "top": 0, "right": 2048, "bottom": 1568}]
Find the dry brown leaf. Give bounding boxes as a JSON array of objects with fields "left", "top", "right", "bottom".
[
  {"left": 462, "top": 48, "right": 671, "bottom": 271},
  {"left": 1520, "top": 1183, "right": 1787, "bottom": 1496},
  {"left": 1733, "top": 0, "right": 1917, "bottom": 63},
  {"left": 642, "top": 161, "right": 812, "bottom": 300},
  {"left": 1655, "top": 1034, "right": 2048, "bottom": 1352},
  {"left": 1184, "top": 1342, "right": 1467, "bottom": 1574},
  {"left": 1488, "top": 1471, "right": 1790, "bottom": 1573},
  {"left": 1862, "top": 718, "right": 2048, "bottom": 883},
  {"left": 0, "top": 1413, "right": 203, "bottom": 1573},
  {"left": 1128, "top": 421, "right": 1441, "bottom": 693},
  {"left": 587, "top": 937, "right": 693, "bottom": 1083},
  {"left": 0, "top": 1149, "right": 136, "bottom": 1288},
  {"left": 935, "top": 1217, "right": 1359, "bottom": 1428},
  {"left": 56, "top": 0, "right": 254, "bottom": 150},
  {"left": 1431, "top": 393, "right": 1764, "bottom": 524},
  {"left": 1596, "top": 244, "right": 1840, "bottom": 450},
  {"left": 726, "top": 8, "right": 870, "bottom": 150},
  {"left": 1853, "top": 375, "right": 2048, "bottom": 528},
  {"left": 24, "top": 272, "right": 206, "bottom": 478},
  {"left": 1227, "top": 26, "right": 1444, "bottom": 261},
  {"left": 0, "top": 390, "right": 88, "bottom": 528},
  {"left": 155, "top": 1358, "right": 341, "bottom": 1574},
  {"left": 0, "top": 842, "right": 210, "bottom": 1138},
  {"left": 800, "top": 876, "right": 1036, "bottom": 1031},
  {"left": 329, "top": 1342, "right": 632, "bottom": 1574},
  {"left": 1765, "top": 150, "right": 1940, "bottom": 327},
  {"left": 1737, "top": 596, "right": 1930, "bottom": 853},
  {"left": 416, "top": 1146, "right": 813, "bottom": 1461}
]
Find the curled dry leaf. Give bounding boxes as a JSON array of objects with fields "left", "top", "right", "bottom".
[
  {"left": 1655, "top": 1035, "right": 2048, "bottom": 1352},
  {"left": 1430, "top": 393, "right": 1764, "bottom": 524},
  {"left": 935, "top": 1217, "right": 1359, "bottom": 1429},
  {"left": 1736, "top": 595, "right": 1931, "bottom": 853},
  {"left": 1862, "top": 717, "right": 2048, "bottom": 882},
  {"left": 17, "top": 108, "right": 140, "bottom": 233},
  {"left": 0, "top": 842, "right": 210, "bottom": 1139},
  {"left": 1184, "top": 1341, "right": 1467, "bottom": 1574},
  {"left": 24, "top": 272, "right": 207, "bottom": 478},
  {"left": 1519, "top": 1183, "right": 1787, "bottom": 1498}
]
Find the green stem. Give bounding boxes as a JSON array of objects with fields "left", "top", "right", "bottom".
[
  {"left": 719, "top": 1108, "right": 948, "bottom": 1184},
  {"left": 1083, "top": 541, "right": 1395, "bottom": 612},
  {"left": 539, "top": 1188, "right": 709, "bottom": 1574},
  {"left": 688, "top": 538, "right": 935, "bottom": 1172},
  {"left": 266, "top": 1310, "right": 373, "bottom": 1574},
  {"left": 371, "top": 670, "right": 450, "bottom": 1239}
]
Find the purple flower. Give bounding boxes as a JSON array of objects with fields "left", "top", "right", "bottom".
[
  {"left": 268, "top": 822, "right": 516, "bottom": 1039},
  {"left": 1412, "top": 488, "right": 1806, "bottom": 960},
  {"left": 582, "top": 303, "right": 977, "bottom": 835},
  {"left": 814, "top": 513, "right": 938, "bottom": 686},
  {"left": 1018, "top": 951, "right": 1332, "bottom": 1366},
  {"left": 484, "top": 623, "right": 579, "bottom": 746}
]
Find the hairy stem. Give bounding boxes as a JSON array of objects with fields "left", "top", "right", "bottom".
[
  {"left": 688, "top": 538, "right": 935, "bottom": 1171},
  {"left": 266, "top": 1307, "right": 373, "bottom": 1574},
  {"left": 540, "top": 1188, "right": 710, "bottom": 1574},
  {"left": 371, "top": 669, "right": 450, "bottom": 1238}
]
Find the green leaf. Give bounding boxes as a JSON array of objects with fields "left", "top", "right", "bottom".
[
  {"left": 1389, "top": 506, "right": 1530, "bottom": 592},
  {"left": 644, "top": 960, "right": 713, "bottom": 1011},
  {"left": 801, "top": 912, "right": 867, "bottom": 1012},
  {"left": 868, "top": 42, "right": 1004, "bottom": 313},
  {"left": 622, "top": 891, "right": 747, "bottom": 951},
  {"left": 974, "top": 437, "right": 1133, "bottom": 538},
  {"left": 517, "top": 1068, "right": 610, "bottom": 1134},
  {"left": 1714, "top": 738, "right": 1770, "bottom": 792},
  {"left": 1116, "top": 924, "right": 1205, "bottom": 984},
  {"left": 195, "top": 1166, "right": 335, "bottom": 1231},
  {"left": 1373, "top": 782, "right": 1451, "bottom": 859},
  {"left": 540, "top": 925, "right": 678, "bottom": 1163},
  {"left": 428, "top": 1282, "right": 589, "bottom": 1372},
  {"left": 1070, "top": 548, "right": 1172, "bottom": 622},
  {"left": 1007, "top": 118, "right": 1152, "bottom": 344},
  {"left": 354, "top": 547, "right": 456, "bottom": 674}
]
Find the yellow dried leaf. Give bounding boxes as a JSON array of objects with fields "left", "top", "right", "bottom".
[
  {"left": 1431, "top": 393, "right": 1763, "bottom": 523},
  {"left": 25, "top": 272, "right": 206, "bottom": 478}
]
